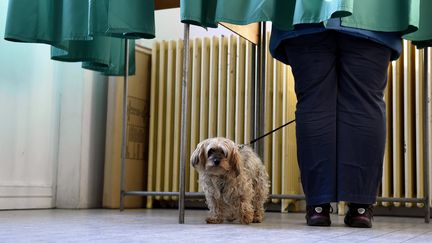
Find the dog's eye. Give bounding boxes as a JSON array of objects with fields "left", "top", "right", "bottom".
[{"left": 208, "top": 148, "right": 215, "bottom": 157}]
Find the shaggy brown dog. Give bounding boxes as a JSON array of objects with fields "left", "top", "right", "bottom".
[{"left": 191, "top": 137, "right": 269, "bottom": 224}]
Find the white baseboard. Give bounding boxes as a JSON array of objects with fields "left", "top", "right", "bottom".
[{"left": 0, "top": 185, "right": 54, "bottom": 210}]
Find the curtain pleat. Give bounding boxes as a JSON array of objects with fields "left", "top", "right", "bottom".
[{"left": 4, "top": 0, "right": 155, "bottom": 76}]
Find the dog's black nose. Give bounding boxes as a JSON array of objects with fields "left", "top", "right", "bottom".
[{"left": 213, "top": 159, "right": 220, "bottom": 166}]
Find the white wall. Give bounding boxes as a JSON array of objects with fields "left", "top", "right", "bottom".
[
  {"left": 0, "top": 1, "right": 107, "bottom": 209},
  {"left": 0, "top": 3, "right": 59, "bottom": 209},
  {"left": 138, "top": 8, "right": 234, "bottom": 48},
  {"left": 56, "top": 69, "right": 107, "bottom": 209}
]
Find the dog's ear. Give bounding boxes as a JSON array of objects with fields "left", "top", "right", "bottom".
[
  {"left": 190, "top": 140, "right": 207, "bottom": 168},
  {"left": 229, "top": 146, "right": 242, "bottom": 177}
]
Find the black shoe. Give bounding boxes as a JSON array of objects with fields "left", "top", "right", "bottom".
[
  {"left": 306, "top": 204, "right": 332, "bottom": 226},
  {"left": 344, "top": 203, "right": 373, "bottom": 228}
]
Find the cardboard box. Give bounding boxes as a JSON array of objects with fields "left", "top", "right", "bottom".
[{"left": 103, "top": 46, "right": 151, "bottom": 208}]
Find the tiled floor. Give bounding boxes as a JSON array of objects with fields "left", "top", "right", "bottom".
[{"left": 0, "top": 209, "right": 430, "bottom": 242}]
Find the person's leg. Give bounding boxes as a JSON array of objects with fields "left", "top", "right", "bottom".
[
  {"left": 282, "top": 31, "right": 338, "bottom": 206},
  {"left": 336, "top": 33, "right": 392, "bottom": 204}
]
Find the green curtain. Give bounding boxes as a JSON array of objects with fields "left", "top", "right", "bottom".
[
  {"left": 4, "top": 0, "right": 155, "bottom": 76},
  {"left": 180, "top": 0, "right": 432, "bottom": 47},
  {"left": 50, "top": 38, "right": 136, "bottom": 76},
  {"left": 89, "top": 0, "right": 155, "bottom": 39},
  {"left": 403, "top": 0, "right": 432, "bottom": 48},
  {"left": 180, "top": 0, "right": 297, "bottom": 29}
]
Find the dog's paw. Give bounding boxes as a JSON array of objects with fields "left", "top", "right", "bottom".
[
  {"left": 252, "top": 211, "right": 264, "bottom": 223},
  {"left": 240, "top": 213, "right": 253, "bottom": 224},
  {"left": 206, "top": 217, "right": 223, "bottom": 224},
  {"left": 252, "top": 216, "right": 263, "bottom": 223}
]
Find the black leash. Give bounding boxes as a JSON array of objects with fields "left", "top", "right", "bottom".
[{"left": 245, "top": 119, "right": 296, "bottom": 146}]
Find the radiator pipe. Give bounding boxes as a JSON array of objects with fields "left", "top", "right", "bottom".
[
  {"left": 377, "top": 197, "right": 425, "bottom": 204},
  {"left": 255, "top": 22, "right": 266, "bottom": 158},
  {"left": 126, "top": 191, "right": 204, "bottom": 198},
  {"left": 251, "top": 38, "right": 257, "bottom": 149},
  {"left": 126, "top": 191, "right": 308, "bottom": 200},
  {"left": 125, "top": 191, "right": 431, "bottom": 202},
  {"left": 179, "top": 23, "right": 190, "bottom": 224},
  {"left": 424, "top": 47, "right": 430, "bottom": 223},
  {"left": 120, "top": 39, "right": 130, "bottom": 212}
]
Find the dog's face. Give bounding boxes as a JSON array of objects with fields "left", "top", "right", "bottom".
[{"left": 191, "top": 138, "right": 241, "bottom": 176}]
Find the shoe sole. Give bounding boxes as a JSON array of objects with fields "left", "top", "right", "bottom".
[
  {"left": 307, "top": 220, "right": 331, "bottom": 227},
  {"left": 344, "top": 219, "right": 372, "bottom": 228}
]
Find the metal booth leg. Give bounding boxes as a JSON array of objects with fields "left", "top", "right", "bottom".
[
  {"left": 424, "top": 47, "right": 430, "bottom": 223},
  {"left": 254, "top": 22, "right": 266, "bottom": 157},
  {"left": 120, "top": 39, "right": 130, "bottom": 211},
  {"left": 179, "top": 23, "right": 190, "bottom": 224}
]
